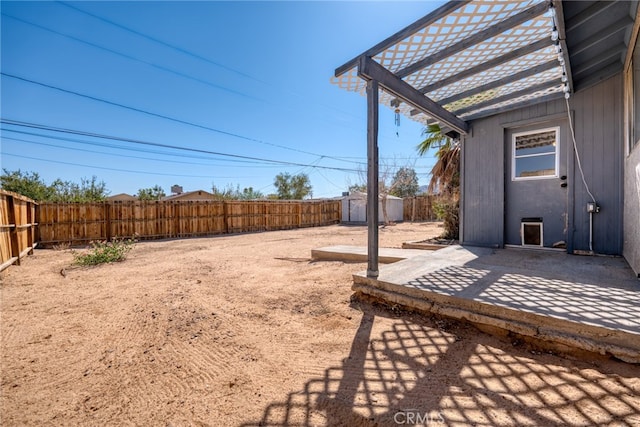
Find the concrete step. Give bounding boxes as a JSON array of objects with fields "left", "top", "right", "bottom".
[{"left": 311, "top": 245, "right": 428, "bottom": 264}]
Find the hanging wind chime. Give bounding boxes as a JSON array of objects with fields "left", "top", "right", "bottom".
[{"left": 391, "top": 99, "right": 401, "bottom": 137}]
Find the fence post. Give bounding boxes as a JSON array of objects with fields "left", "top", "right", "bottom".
[
  {"left": 411, "top": 197, "right": 416, "bottom": 222},
  {"left": 26, "top": 199, "right": 34, "bottom": 255},
  {"left": 104, "top": 202, "right": 112, "bottom": 242},
  {"left": 223, "top": 201, "right": 229, "bottom": 234},
  {"left": 34, "top": 203, "right": 41, "bottom": 246},
  {"left": 7, "top": 195, "right": 20, "bottom": 265}
]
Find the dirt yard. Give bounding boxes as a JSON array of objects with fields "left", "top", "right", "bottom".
[{"left": 1, "top": 222, "right": 639, "bottom": 426}]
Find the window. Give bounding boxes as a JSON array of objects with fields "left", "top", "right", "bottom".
[{"left": 512, "top": 127, "right": 559, "bottom": 180}]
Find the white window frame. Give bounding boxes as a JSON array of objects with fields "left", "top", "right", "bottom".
[{"left": 512, "top": 126, "right": 560, "bottom": 181}]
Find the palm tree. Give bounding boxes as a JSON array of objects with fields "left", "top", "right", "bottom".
[
  {"left": 417, "top": 124, "right": 460, "bottom": 196},
  {"left": 417, "top": 124, "right": 460, "bottom": 239}
]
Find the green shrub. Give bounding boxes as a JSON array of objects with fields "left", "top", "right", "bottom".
[
  {"left": 73, "top": 237, "right": 136, "bottom": 266},
  {"left": 433, "top": 198, "right": 459, "bottom": 240}
]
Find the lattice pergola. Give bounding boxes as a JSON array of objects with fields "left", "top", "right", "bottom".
[
  {"left": 332, "top": 0, "right": 570, "bottom": 277},
  {"left": 332, "top": 0, "right": 569, "bottom": 134},
  {"left": 333, "top": 0, "right": 637, "bottom": 277}
]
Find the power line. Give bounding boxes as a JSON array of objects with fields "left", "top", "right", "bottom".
[
  {"left": 56, "top": 1, "right": 367, "bottom": 124},
  {"left": 1, "top": 13, "right": 264, "bottom": 103},
  {"left": 1, "top": 72, "right": 364, "bottom": 165},
  {"left": 3, "top": 15, "right": 427, "bottom": 165},
  {"left": 1, "top": 152, "right": 254, "bottom": 179},
  {"left": 2, "top": 135, "right": 283, "bottom": 169},
  {"left": 2, "top": 128, "right": 296, "bottom": 167},
  {"left": 1, "top": 118, "right": 360, "bottom": 172},
  {"left": 57, "top": 1, "right": 268, "bottom": 86},
  {"left": 3, "top": 10, "right": 376, "bottom": 154},
  {"left": 5, "top": 4, "right": 435, "bottom": 169}
]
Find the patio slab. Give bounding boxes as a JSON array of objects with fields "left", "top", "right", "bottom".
[
  {"left": 352, "top": 245, "right": 640, "bottom": 363},
  {"left": 311, "top": 245, "right": 427, "bottom": 264}
]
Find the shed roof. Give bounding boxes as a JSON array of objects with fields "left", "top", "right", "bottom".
[{"left": 333, "top": 0, "right": 638, "bottom": 133}]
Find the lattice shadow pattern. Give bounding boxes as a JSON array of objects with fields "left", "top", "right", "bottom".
[{"left": 241, "top": 307, "right": 639, "bottom": 426}]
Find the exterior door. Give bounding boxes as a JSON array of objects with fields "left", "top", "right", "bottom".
[{"left": 504, "top": 122, "right": 569, "bottom": 248}]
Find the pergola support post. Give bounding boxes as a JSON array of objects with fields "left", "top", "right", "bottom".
[{"left": 366, "top": 79, "right": 379, "bottom": 278}]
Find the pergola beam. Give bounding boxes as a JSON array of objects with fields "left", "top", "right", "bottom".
[
  {"left": 357, "top": 56, "right": 469, "bottom": 135},
  {"left": 463, "top": 92, "right": 565, "bottom": 121},
  {"left": 418, "top": 38, "right": 552, "bottom": 94},
  {"left": 334, "top": 1, "right": 469, "bottom": 78},
  {"left": 396, "top": 2, "right": 549, "bottom": 79},
  {"left": 436, "top": 60, "right": 558, "bottom": 106},
  {"left": 452, "top": 79, "right": 560, "bottom": 116},
  {"left": 553, "top": 0, "right": 574, "bottom": 94}
]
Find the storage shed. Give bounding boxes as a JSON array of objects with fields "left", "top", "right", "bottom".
[{"left": 341, "top": 191, "right": 403, "bottom": 223}]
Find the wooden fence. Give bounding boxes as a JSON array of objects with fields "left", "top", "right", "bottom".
[
  {"left": 36, "top": 199, "right": 341, "bottom": 246},
  {"left": 0, "top": 190, "right": 37, "bottom": 272},
  {"left": 402, "top": 195, "right": 443, "bottom": 221}
]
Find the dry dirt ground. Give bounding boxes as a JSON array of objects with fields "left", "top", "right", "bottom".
[{"left": 1, "top": 222, "right": 639, "bottom": 427}]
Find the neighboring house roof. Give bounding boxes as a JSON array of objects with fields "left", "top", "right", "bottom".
[
  {"left": 333, "top": 0, "right": 638, "bottom": 132},
  {"left": 161, "top": 190, "right": 216, "bottom": 201},
  {"left": 107, "top": 193, "right": 137, "bottom": 201}
]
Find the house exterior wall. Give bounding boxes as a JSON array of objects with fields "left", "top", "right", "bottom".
[
  {"left": 624, "top": 144, "right": 640, "bottom": 274},
  {"left": 569, "top": 74, "right": 624, "bottom": 255},
  {"left": 462, "top": 74, "right": 624, "bottom": 255}
]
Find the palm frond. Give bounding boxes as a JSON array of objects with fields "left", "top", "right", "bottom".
[{"left": 416, "top": 123, "right": 451, "bottom": 155}]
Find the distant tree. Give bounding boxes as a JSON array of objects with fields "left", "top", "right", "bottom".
[
  {"left": 0, "top": 169, "right": 52, "bottom": 201},
  {"left": 351, "top": 160, "right": 417, "bottom": 224},
  {"left": 273, "top": 173, "right": 312, "bottom": 200},
  {"left": 211, "top": 183, "right": 246, "bottom": 200},
  {"left": 238, "top": 187, "right": 264, "bottom": 200},
  {"left": 49, "top": 176, "right": 109, "bottom": 202},
  {"left": 0, "top": 170, "right": 108, "bottom": 202},
  {"left": 390, "top": 167, "right": 419, "bottom": 198},
  {"left": 211, "top": 183, "right": 237, "bottom": 200},
  {"left": 211, "top": 183, "right": 264, "bottom": 200},
  {"left": 79, "top": 176, "right": 109, "bottom": 201},
  {"left": 137, "top": 185, "right": 166, "bottom": 201},
  {"left": 348, "top": 183, "right": 367, "bottom": 193}
]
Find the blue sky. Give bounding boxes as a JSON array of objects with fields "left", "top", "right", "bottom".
[{"left": 1, "top": 1, "right": 444, "bottom": 198}]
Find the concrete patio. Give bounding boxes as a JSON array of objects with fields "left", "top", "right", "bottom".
[{"left": 345, "top": 245, "right": 640, "bottom": 363}]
